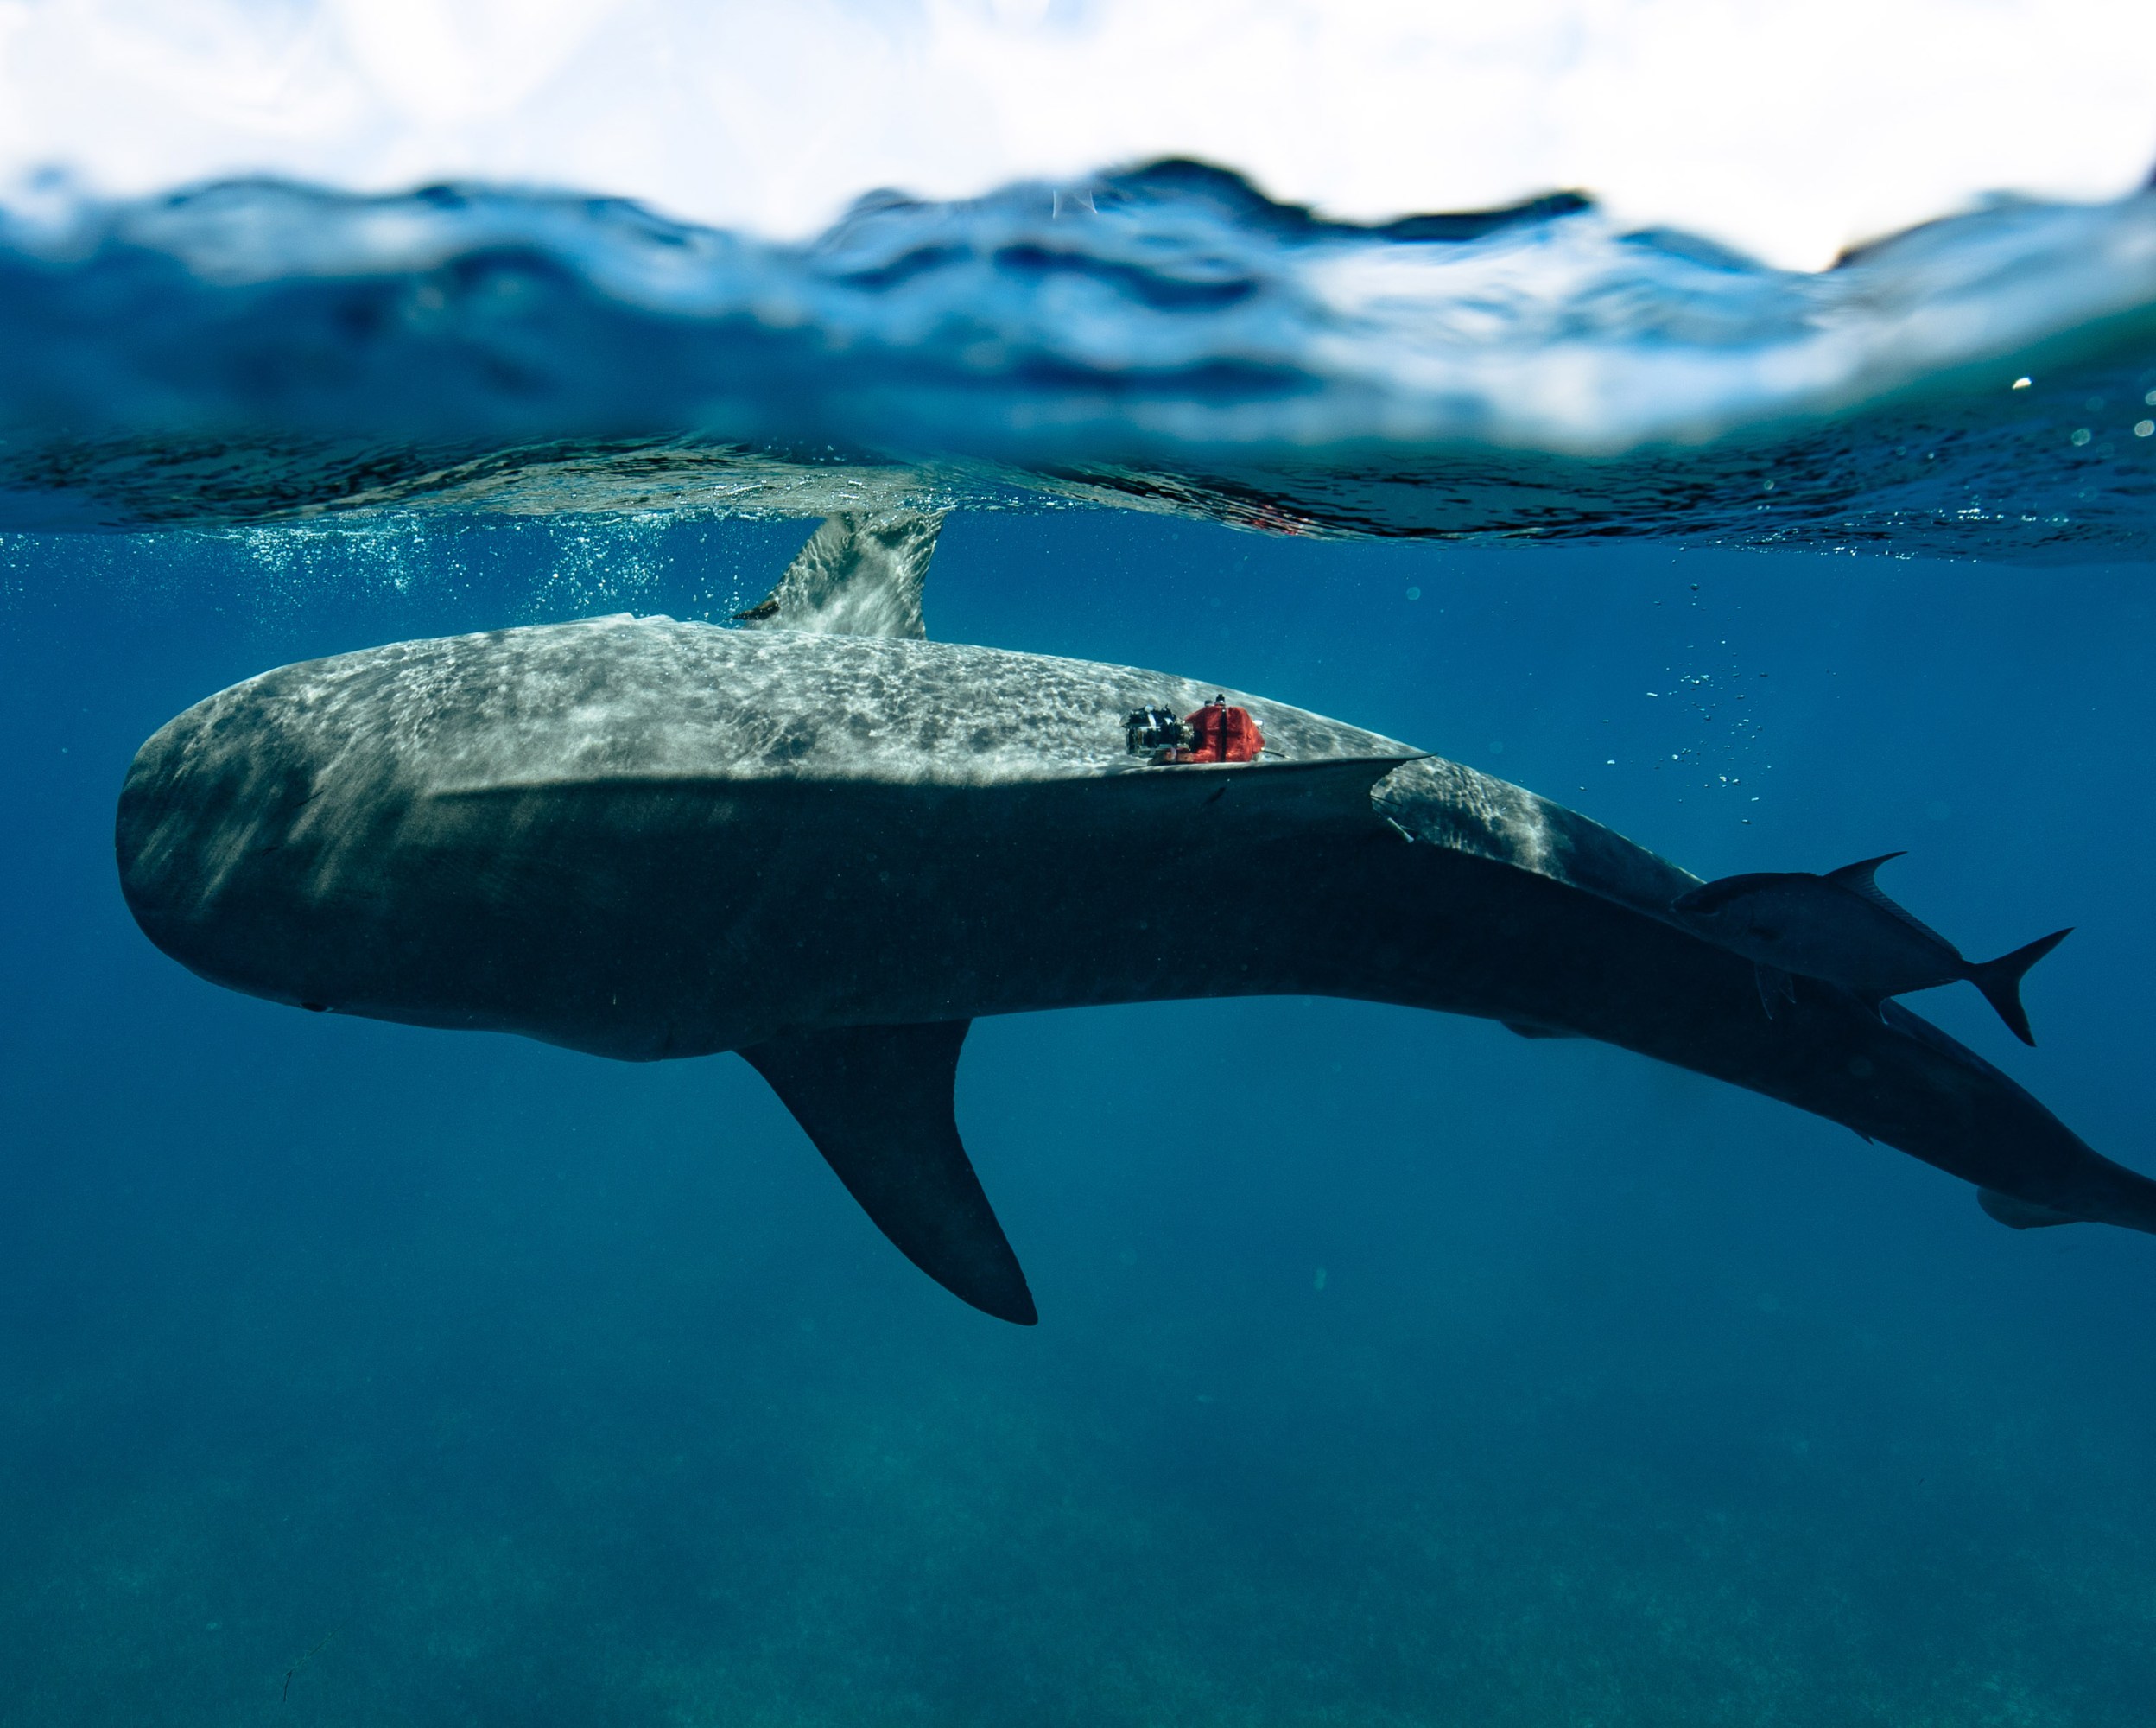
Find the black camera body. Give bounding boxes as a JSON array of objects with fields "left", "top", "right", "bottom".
[{"left": 1124, "top": 703, "right": 1191, "bottom": 755}]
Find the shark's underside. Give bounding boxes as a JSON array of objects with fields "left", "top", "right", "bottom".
[{"left": 112, "top": 518, "right": 2156, "bottom": 1322}]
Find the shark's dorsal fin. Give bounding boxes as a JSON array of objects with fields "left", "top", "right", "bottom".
[
  {"left": 739, "top": 1019, "right": 1036, "bottom": 1325},
  {"left": 735, "top": 511, "right": 943, "bottom": 638},
  {"left": 1824, "top": 852, "right": 1956, "bottom": 953}
]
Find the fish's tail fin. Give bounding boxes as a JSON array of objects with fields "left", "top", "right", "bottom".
[{"left": 1969, "top": 927, "right": 2072, "bottom": 1045}]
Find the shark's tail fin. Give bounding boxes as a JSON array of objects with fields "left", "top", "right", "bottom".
[{"left": 1968, "top": 927, "right": 2072, "bottom": 1046}]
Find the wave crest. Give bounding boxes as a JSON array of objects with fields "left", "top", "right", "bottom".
[{"left": 3, "top": 162, "right": 2153, "bottom": 556}]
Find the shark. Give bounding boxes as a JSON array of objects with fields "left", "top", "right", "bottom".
[{"left": 113, "top": 512, "right": 2156, "bottom": 1323}]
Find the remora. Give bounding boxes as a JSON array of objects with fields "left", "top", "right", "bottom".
[{"left": 114, "top": 514, "right": 2156, "bottom": 1323}]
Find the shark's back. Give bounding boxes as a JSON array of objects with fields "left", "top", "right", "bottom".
[{"left": 128, "top": 611, "right": 1697, "bottom": 924}]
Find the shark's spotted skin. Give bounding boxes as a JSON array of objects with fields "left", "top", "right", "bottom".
[{"left": 117, "top": 613, "right": 2156, "bottom": 1319}]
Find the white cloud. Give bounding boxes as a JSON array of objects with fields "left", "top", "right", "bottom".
[{"left": 1, "top": 0, "right": 2150, "bottom": 268}]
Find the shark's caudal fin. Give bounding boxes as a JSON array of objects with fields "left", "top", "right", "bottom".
[
  {"left": 1967, "top": 928, "right": 2072, "bottom": 1046},
  {"left": 734, "top": 511, "right": 943, "bottom": 639},
  {"left": 740, "top": 1020, "right": 1037, "bottom": 1325}
]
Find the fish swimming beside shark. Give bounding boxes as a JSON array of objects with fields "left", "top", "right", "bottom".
[
  {"left": 1670, "top": 854, "right": 2071, "bottom": 1045},
  {"left": 113, "top": 512, "right": 2156, "bottom": 1321}
]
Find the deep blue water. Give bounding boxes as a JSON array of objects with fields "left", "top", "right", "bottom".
[{"left": 4, "top": 511, "right": 2153, "bottom": 1725}]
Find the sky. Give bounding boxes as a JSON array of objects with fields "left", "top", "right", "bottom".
[{"left": 0, "top": 0, "right": 2152, "bottom": 270}]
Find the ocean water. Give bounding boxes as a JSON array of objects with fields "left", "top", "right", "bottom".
[
  {"left": 5, "top": 165, "right": 2156, "bottom": 555},
  {"left": 3, "top": 166, "right": 2156, "bottom": 1727}
]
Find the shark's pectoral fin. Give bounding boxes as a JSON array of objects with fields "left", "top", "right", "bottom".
[
  {"left": 740, "top": 1020, "right": 1037, "bottom": 1325},
  {"left": 1754, "top": 962, "right": 1798, "bottom": 1020}
]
